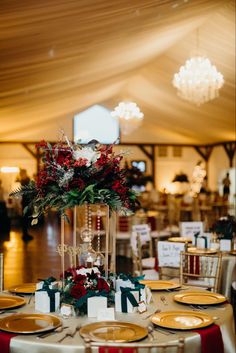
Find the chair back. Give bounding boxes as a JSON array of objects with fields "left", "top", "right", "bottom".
[
  {"left": 131, "top": 224, "right": 152, "bottom": 275},
  {"left": 180, "top": 251, "right": 222, "bottom": 292},
  {"left": 118, "top": 216, "right": 131, "bottom": 232},
  {"left": 157, "top": 241, "right": 187, "bottom": 280},
  {"left": 84, "top": 337, "right": 185, "bottom": 353},
  {"left": 0, "top": 253, "right": 3, "bottom": 291}
]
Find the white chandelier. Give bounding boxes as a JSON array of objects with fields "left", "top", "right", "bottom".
[
  {"left": 111, "top": 102, "right": 144, "bottom": 135},
  {"left": 172, "top": 56, "right": 224, "bottom": 106}
]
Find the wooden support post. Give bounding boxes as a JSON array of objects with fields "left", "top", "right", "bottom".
[
  {"left": 138, "top": 145, "right": 156, "bottom": 188},
  {"left": 223, "top": 142, "right": 236, "bottom": 167}
]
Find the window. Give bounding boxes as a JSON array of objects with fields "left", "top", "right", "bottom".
[
  {"left": 74, "top": 105, "right": 119, "bottom": 144},
  {"left": 158, "top": 146, "right": 168, "bottom": 157},
  {"left": 173, "top": 146, "right": 182, "bottom": 157}
]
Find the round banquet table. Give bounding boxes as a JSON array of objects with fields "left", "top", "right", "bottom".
[{"left": 2, "top": 289, "right": 235, "bottom": 353}]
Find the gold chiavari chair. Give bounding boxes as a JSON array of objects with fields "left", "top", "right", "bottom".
[
  {"left": 131, "top": 233, "right": 158, "bottom": 280},
  {"left": 0, "top": 253, "right": 4, "bottom": 291},
  {"left": 180, "top": 251, "right": 222, "bottom": 292},
  {"left": 84, "top": 337, "right": 185, "bottom": 353}
]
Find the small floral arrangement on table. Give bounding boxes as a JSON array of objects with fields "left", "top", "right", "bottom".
[
  {"left": 212, "top": 215, "right": 236, "bottom": 240},
  {"left": 61, "top": 266, "right": 114, "bottom": 315},
  {"left": 10, "top": 138, "right": 137, "bottom": 223}
]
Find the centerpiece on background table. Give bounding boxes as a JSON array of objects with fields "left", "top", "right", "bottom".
[{"left": 211, "top": 215, "right": 236, "bottom": 251}]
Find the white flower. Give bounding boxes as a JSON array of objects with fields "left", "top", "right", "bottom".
[
  {"left": 58, "top": 169, "right": 74, "bottom": 187},
  {"left": 76, "top": 267, "right": 101, "bottom": 276},
  {"left": 92, "top": 267, "right": 101, "bottom": 275},
  {"left": 73, "top": 147, "right": 101, "bottom": 166},
  {"left": 76, "top": 268, "right": 88, "bottom": 276}
]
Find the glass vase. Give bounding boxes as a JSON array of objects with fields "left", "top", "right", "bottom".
[{"left": 59, "top": 204, "right": 116, "bottom": 281}]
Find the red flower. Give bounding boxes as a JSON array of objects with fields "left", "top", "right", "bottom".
[
  {"left": 69, "top": 178, "right": 85, "bottom": 190},
  {"left": 97, "top": 278, "right": 110, "bottom": 292},
  {"left": 73, "top": 158, "right": 87, "bottom": 167},
  {"left": 96, "top": 154, "right": 109, "bottom": 167},
  {"left": 74, "top": 274, "right": 86, "bottom": 284},
  {"left": 64, "top": 267, "right": 77, "bottom": 279},
  {"left": 36, "top": 170, "right": 54, "bottom": 189},
  {"left": 55, "top": 151, "right": 72, "bottom": 166},
  {"left": 70, "top": 283, "right": 87, "bottom": 299},
  {"left": 112, "top": 180, "right": 122, "bottom": 190},
  {"left": 35, "top": 140, "right": 48, "bottom": 149}
]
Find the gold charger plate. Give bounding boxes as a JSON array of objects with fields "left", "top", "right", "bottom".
[
  {"left": 168, "top": 237, "right": 192, "bottom": 243},
  {"left": 152, "top": 311, "right": 213, "bottom": 330},
  {"left": 139, "top": 280, "right": 180, "bottom": 291},
  {"left": 174, "top": 291, "right": 226, "bottom": 305},
  {"left": 0, "top": 313, "right": 62, "bottom": 334},
  {"left": 80, "top": 321, "right": 148, "bottom": 342},
  {"left": 8, "top": 283, "right": 36, "bottom": 294},
  {"left": 187, "top": 247, "right": 217, "bottom": 254},
  {"left": 0, "top": 295, "right": 26, "bottom": 310}
]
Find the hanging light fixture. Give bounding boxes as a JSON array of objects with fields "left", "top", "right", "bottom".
[
  {"left": 172, "top": 30, "right": 224, "bottom": 106},
  {"left": 111, "top": 102, "right": 144, "bottom": 135}
]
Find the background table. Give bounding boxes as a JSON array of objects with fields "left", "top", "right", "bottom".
[
  {"left": 220, "top": 253, "right": 236, "bottom": 298},
  {"left": 2, "top": 289, "right": 234, "bottom": 353}
]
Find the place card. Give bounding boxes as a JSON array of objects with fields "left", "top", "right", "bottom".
[
  {"left": 140, "top": 286, "right": 153, "bottom": 304},
  {"left": 180, "top": 221, "right": 204, "bottom": 240},
  {"left": 97, "top": 308, "right": 115, "bottom": 321},
  {"left": 87, "top": 296, "right": 107, "bottom": 317},
  {"left": 158, "top": 241, "right": 185, "bottom": 268}
]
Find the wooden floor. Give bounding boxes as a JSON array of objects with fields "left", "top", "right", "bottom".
[{"left": 0, "top": 212, "right": 132, "bottom": 289}]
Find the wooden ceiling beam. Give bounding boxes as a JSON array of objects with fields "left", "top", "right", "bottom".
[
  {"left": 194, "top": 146, "right": 213, "bottom": 162},
  {"left": 0, "top": 140, "right": 235, "bottom": 147}
]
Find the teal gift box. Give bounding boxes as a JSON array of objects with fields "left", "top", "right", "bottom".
[{"left": 35, "top": 277, "right": 60, "bottom": 313}]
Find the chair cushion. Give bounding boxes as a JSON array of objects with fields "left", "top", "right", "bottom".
[
  {"left": 187, "top": 279, "right": 212, "bottom": 288},
  {"left": 135, "top": 269, "right": 159, "bottom": 280}
]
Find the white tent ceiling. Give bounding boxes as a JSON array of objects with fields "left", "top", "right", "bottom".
[{"left": 0, "top": 0, "right": 235, "bottom": 144}]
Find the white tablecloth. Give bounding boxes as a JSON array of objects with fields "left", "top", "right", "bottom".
[
  {"left": 220, "top": 254, "right": 236, "bottom": 298},
  {"left": 5, "top": 289, "right": 235, "bottom": 353}
]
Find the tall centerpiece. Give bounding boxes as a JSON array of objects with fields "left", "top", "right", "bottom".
[{"left": 11, "top": 138, "right": 137, "bottom": 279}]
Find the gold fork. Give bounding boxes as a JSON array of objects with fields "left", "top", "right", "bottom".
[
  {"left": 57, "top": 329, "right": 74, "bottom": 343},
  {"left": 142, "top": 309, "right": 161, "bottom": 320}
]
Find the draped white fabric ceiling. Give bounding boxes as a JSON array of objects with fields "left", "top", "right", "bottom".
[{"left": 0, "top": 0, "right": 235, "bottom": 144}]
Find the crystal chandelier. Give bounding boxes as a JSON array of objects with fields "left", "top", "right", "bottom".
[
  {"left": 172, "top": 56, "right": 224, "bottom": 106},
  {"left": 111, "top": 102, "right": 144, "bottom": 135}
]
